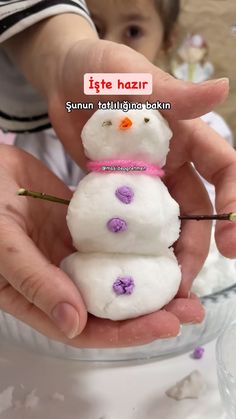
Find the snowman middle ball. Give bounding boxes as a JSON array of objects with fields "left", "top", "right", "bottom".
[
  {"left": 67, "top": 172, "right": 180, "bottom": 255},
  {"left": 62, "top": 108, "right": 182, "bottom": 320}
]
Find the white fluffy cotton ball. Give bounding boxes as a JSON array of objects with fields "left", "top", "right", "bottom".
[{"left": 81, "top": 108, "right": 172, "bottom": 166}]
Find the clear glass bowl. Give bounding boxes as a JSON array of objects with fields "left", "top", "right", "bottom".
[
  {"left": 1, "top": 283, "right": 236, "bottom": 362},
  {"left": 216, "top": 321, "right": 236, "bottom": 419}
]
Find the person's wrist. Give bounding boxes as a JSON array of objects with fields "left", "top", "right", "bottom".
[
  {"left": 33, "top": 14, "right": 98, "bottom": 98},
  {"left": 3, "top": 13, "right": 97, "bottom": 98}
]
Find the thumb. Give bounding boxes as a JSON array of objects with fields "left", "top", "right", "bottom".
[
  {"left": 94, "top": 41, "right": 229, "bottom": 120},
  {"left": 0, "top": 221, "right": 87, "bottom": 339},
  {"left": 151, "top": 73, "right": 229, "bottom": 120}
]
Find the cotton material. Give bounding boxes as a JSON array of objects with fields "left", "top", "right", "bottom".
[
  {"left": 61, "top": 251, "right": 181, "bottom": 320},
  {"left": 67, "top": 172, "right": 180, "bottom": 255},
  {"left": 62, "top": 109, "right": 181, "bottom": 320}
]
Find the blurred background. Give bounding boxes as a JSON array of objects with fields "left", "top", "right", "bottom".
[{"left": 157, "top": 0, "right": 236, "bottom": 143}]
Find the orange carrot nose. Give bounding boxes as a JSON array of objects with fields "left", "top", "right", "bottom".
[{"left": 119, "top": 117, "right": 133, "bottom": 130}]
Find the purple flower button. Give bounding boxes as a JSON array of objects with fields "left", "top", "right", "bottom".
[
  {"left": 115, "top": 186, "right": 134, "bottom": 204},
  {"left": 113, "top": 276, "right": 135, "bottom": 295},
  {"left": 107, "top": 217, "right": 128, "bottom": 233},
  {"left": 193, "top": 346, "right": 205, "bottom": 359}
]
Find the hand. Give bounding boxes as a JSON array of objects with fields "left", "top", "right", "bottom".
[
  {"left": 48, "top": 39, "right": 236, "bottom": 297},
  {"left": 0, "top": 145, "right": 204, "bottom": 347},
  {"left": 4, "top": 18, "right": 235, "bottom": 297}
]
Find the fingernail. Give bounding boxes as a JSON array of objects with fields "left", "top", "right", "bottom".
[
  {"left": 159, "top": 329, "right": 181, "bottom": 339},
  {"left": 184, "top": 320, "right": 200, "bottom": 325},
  {"left": 214, "top": 77, "right": 229, "bottom": 84},
  {"left": 159, "top": 333, "right": 172, "bottom": 339},
  {"left": 177, "top": 325, "right": 182, "bottom": 337},
  {"left": 201, "top": 77, "right": 229, "bottom": 86},
  {"left": 51, "top": 303, "right": 80, "bottom": 339}
]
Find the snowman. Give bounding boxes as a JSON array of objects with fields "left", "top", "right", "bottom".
[{"left": 61, "top": 108, "right": 182, "bottom": 320}]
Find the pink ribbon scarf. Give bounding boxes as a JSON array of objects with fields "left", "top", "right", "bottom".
[{"left": 87, "top": 159, "right": 164, "bottom": 177}]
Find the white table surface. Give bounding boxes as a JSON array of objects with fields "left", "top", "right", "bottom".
[{"left": 0, "top": 338, "right": 225, "bottom": 419}]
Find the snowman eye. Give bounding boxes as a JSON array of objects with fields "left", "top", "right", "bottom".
[
  {"left": 102, "top": 120, "right": 112, "bottom": 127},
  {"left": 144, "top": 118, "right": 150, "bottom": 123}
]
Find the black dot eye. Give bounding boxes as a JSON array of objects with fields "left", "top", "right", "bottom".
[
  {"left": 102, "top": 120, "right": 112, "bottom": 127},
  {"left": 126, "top": 25, "right": 143, "bottom": 39},
  {"left": 144, "top": 118, "right": 150, "bottom": 123}
]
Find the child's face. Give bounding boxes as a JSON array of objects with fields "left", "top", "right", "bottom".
[{"left": 87, "top": 0, "right": 164, "bottom": 63}]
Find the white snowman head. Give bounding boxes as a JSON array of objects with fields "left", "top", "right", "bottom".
[{"left": 81, "top": 108, "right": 173, "bottom": 167}]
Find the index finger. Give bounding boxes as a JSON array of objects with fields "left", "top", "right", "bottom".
[
  {"left": 0, "top": 219, "right": 88, "bottom": 338},
  {"left": 178, "top": 118, "right": 236, "bottom": 258}
]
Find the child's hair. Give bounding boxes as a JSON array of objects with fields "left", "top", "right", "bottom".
[{"left": 154, "top": 0, "right": 180, "bottom": 43}]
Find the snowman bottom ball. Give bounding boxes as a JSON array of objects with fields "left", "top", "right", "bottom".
[{"left": 61, "top": 250, "right": 181, "bottom": 321}]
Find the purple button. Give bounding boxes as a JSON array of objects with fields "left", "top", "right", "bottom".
[
  {"left": 113, "top": 276, "right": 135, "bottom": 295},
  {"left": 115, "top": 186, "right": 134, "bottom": 204},
  {"left": 107, "top": 217, "right": 128, "bottom": 233},
  {"left": 193, "top": 346, "right": 205, "bottom": 359}
]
